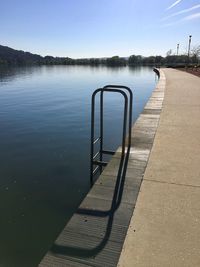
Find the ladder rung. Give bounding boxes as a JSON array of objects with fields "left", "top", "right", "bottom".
[
  {"left": 93, "top": 166, "right": 100, "bottom": 175},
  {"left": 93, "top": 151, "right": 100, "bottom": 160},
  {"left": 93, "top": 137, "right": 100, "bottom": 145},
  {"left": 102, "top": 150, "right": 115, "bottom": 155},
  {"left": 93, "top": 160, "right": 108, "bottom": 167}
]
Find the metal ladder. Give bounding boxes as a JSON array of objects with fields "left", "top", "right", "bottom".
[{"left": 90, "top": 85, "right": 133, "bottom": 187}]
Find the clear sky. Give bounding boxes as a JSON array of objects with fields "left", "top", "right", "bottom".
[{"left": 0, "top": 0, "right": 200, "bottom": 58}]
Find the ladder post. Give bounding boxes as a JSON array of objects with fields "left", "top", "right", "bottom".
[
  {"left": 90, "top": 86, "right": 133, "bottom": 188},
  {"left": 90, "top": 91, "right": 96, "bottom": 187},
  {"left": 103, "top": 85, "right": 133, "bottom": 149},
  {"left": 99, "top": 91, "right": 103, "bottom": 173},
  {"left": 121, "top": 93, "right": 128, "bottom": 158}
]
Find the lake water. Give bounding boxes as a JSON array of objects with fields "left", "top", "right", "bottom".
[{"left": 0, "top": 65, "right": 156, "bottom": 266}]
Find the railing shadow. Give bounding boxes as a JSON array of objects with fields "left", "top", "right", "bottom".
[
  {"left": 50, "top": 85, "right": 132, "bottom": 261},
  {"left": 50, "top": 146, "right": 130, "bottom": 259}
]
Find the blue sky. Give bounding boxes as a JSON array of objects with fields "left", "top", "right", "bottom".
[{"left": 0, "top": 0, "right": 200, "bottom": 57}]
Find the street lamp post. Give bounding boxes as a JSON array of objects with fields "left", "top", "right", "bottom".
[
  {"left": 187, "top": 35, "right": 192, "bottom": 67},
  {"left": 177, "top": 43, "right": 179, "bottom": 55},
  {"left": 188, "top": 35, "right": 192, "bottom": 57}
]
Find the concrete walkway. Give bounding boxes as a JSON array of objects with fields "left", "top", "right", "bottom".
[{"left": 118, "top": 69, "right": 200, "bottom": 267}]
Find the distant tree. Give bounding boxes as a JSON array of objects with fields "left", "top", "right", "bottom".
[
  {"left": 106, "top": 56, "right": 127, "bottom": 66},
  {"left": 155, "top": 56, "right": 164, "bottom": 64},
  {"left": 191, "top": 45, "right": 200, "bottom": 63},
  {"left": 100, "top": 58, "right": 107, "bottom": 65},
  {"left": 128, "top": 55, "right": 142, "bottom": 65},
  {"left": 1, "top": 43, "right": 199, "bottom": 67},
  {"left": 89, "top": 58, "right": 100, "bottom": 65},
  {"left": 64, "top": 57, "right": 75, "bottom": 65},
  {"left": 142, "top": 56, "right": 155, "bottom": 65},
  {"left": 44, "top": 56, "right": 55, "bottom": 65},
  {"left": 75, "top": 58, "right": 90, "bottom": 65},
  {"left": 166, "top": 49, "right": 172, "bottom": 57},
  {"left": 176, "top": 55, "right": 188, "bottom": 64}
]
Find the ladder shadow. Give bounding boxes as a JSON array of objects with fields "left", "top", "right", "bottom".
[
  {"left": 50, "top": 85, "right": 133, "bottom": 261},
  {"left": 50, "top": 146, "right": 130, "bottom": 259}
]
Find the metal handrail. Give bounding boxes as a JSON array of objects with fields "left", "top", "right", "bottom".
[
  {"left": 103, "top": 85, "right": 133, "bottom": 149},
  {"left": 90, "top": 85, "right": 133, "bottom": 187}
]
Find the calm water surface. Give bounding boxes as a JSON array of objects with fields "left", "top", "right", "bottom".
[{"left": 0, "top": 65, "right": 156, "bottom": 266}]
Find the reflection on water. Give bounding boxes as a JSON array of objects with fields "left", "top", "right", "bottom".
[{"left": 0, "top": 65, "right": 155, "bottom": 266}]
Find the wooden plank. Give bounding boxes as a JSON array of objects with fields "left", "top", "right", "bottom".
[
  {"left": 65, "top": 216, "right": 128, "bottom": 243},
  {"left": 142, "top": 109, "right": 161, "bottom": 115},
  {"left": 95, "top": 174, "right": 142, "bottom": 188}
]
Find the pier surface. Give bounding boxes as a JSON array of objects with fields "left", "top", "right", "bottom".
[
  {"left": 39, "top": 71, "right": 165, "bottom": 266},
  {"left": 118, "top": 68, "right": 200, "bottom": 267},
  {"left": 40, "top": 68, "right": 200, "bottom": 267}
]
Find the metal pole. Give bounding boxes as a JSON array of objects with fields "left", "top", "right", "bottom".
[
  {"left": 188, "top": 35, "right": 192, "bottom": 58},
  {"left": 99, "top": 91, "right": 103, "bottom": 173},
  {"left": 90, "top": 92, "right": 96, "bottom": 187},
  {"left": 121, "top": 95, "right": 128, "bottom": 158},
  {"left": 177, "top": 43, "right": 179, "bottom": 55}
]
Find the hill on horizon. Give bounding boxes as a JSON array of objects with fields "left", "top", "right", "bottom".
[
  {"left": 0, "top": 44, "right": 45, "bottom": 65},
  {"left": 0, "top": 44, "right": 127, "bottom": 66},
  {"left": 0, "top": 44, "right": 197, "bottom": 67}
]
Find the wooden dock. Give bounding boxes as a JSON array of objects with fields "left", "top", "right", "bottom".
[{"left": 39, "top": 70, "right": 165, "bottom": 267}]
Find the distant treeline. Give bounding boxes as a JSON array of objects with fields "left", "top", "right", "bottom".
[{"left": 0, "top": 44, "right": 199, "bottom": 67}]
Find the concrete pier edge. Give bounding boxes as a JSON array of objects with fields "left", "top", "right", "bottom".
[{"left": 118, "top": 68, "right": 200, "bottom": 267}]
